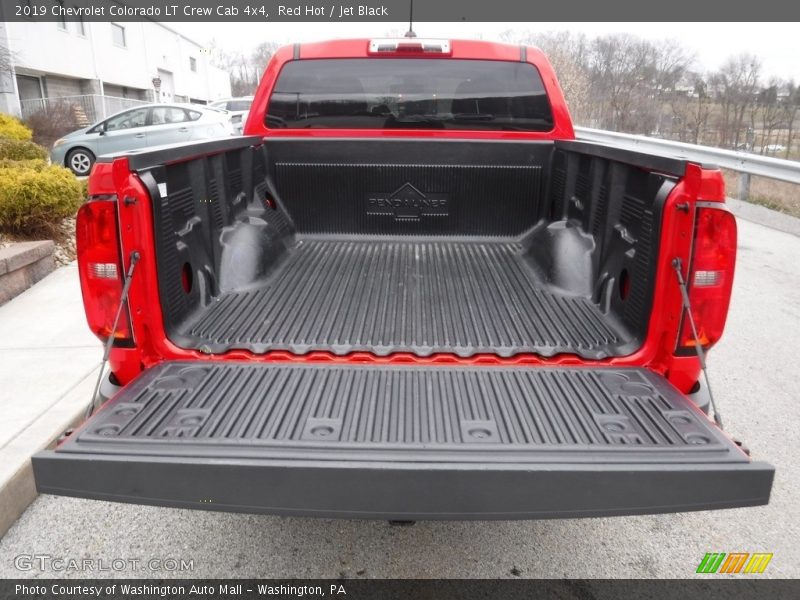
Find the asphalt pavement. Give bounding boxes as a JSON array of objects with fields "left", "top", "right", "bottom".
[{"left": 0, "top": 216, "right": 797, "bottom": 579}]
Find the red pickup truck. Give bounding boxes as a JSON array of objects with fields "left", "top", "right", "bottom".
[{"left": 34, "top": 38, "right": 773, "bottom": 519}]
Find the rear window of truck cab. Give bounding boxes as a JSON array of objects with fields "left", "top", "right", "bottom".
[{"left": 266, "top": 58, "right": 554, "bottom": 131}]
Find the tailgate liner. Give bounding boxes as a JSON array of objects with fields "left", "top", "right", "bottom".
[
  {"left": 34, "top": 362, "right": 773, "bottom": 518},
  {"left": 51, "top": 362, "right": 745, "bottom": 460},
  {"left": 172, "top": 238, "right": 631, "bottom": 359}
]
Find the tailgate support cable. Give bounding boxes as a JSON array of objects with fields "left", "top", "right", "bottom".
[
  {"left": 672, "top": 257, "right": 723, "bottom": 428},
  {"left": 85, "top": 251, "right": 140, "bottom": 419}
]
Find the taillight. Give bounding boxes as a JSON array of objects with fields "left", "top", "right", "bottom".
[
  {"left": 676, "top": 204, "right": 737, "bottom": 354},
  {"left": 76, "top": 199, "right": 134, "bottom": 345}
]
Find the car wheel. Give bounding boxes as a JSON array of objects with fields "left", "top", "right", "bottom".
[{"left": 66, "top": 148, "right": 95, "bottom": 176}]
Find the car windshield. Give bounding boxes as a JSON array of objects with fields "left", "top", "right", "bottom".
[{"left": 266, "top": 58, "right": 554, "bottom": 131}]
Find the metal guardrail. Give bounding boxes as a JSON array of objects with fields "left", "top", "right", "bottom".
[{"left": 575, "top": 127, "right": 800, "bottom": 193}]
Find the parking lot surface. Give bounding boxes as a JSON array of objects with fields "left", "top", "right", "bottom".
[{"left": 0, "top": 217, "right": 797, "bottom": 579}]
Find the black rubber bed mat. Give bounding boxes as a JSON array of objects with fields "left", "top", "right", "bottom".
[
  {"left": 174, "top": 239, "right": 632, "bottom": 359},
  {"left": 58, "top": 362, "right": 742, "bottom": 461},
  {"left": 35, "top": 362, "right": 772, "bottom": 518}
]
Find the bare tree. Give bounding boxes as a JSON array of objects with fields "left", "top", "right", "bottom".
[
  {"left": 780, "top": 82, "right": 799, "bottom": 159},
  {"left": 500, "top": 30, "right": 592, "bottom": 123},
  {"left": 648, "top": 40, "right": 694, "bottom": 135},
  {"left": 713, "top": 54, "right": 761, "bottom": 148},
  {"left": 498, "top": 31, "right": 697, "bottom": 134},
  {"left": 755, "top": 80, "right": 783, "bottom": 154},
  {"left": 669, "top": 76, "right": 712, "bottom": 144},
  {"left": 209, "top": 40, "right": 280, "bottom": 96},
  {"left": 588, "top": 34, "right": 663, "bottom": 133},
  {"left": 690, "top": 79, "right": 713, "bottom": 145}
]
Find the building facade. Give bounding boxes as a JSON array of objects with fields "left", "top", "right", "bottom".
[{"left": 0, "top": 17, "right": 231, "bottom": 120}]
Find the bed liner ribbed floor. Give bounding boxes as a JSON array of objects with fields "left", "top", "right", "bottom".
[{"left": 173, "top": 238, "right": 633, "bottom": 359}]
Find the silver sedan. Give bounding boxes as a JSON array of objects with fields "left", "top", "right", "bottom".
[{"left": 50, "top": 103, "right": 235, "bottom": 175}]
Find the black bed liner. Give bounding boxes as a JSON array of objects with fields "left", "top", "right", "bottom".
[
  {"left": 34, "top": 362, "right": 773, "bottom": 519},
  {"left": 144, "top": 138, "right": 671, "bottom": 361},
  {"left": 173, "top": 237, "right": 630, "bottom": 358}
]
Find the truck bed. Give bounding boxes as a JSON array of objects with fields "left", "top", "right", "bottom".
[
  {"left": 140, "top": 138, "right": 674, "bottom": 360},
  {"left": 178, "top": 237, "right": 626, "bottom": 358},
  {"left": 44, "top": 41, "right": 772, "bottom": 521}
]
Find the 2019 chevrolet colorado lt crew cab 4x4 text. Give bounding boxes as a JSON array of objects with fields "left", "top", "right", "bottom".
[{"left": 33, "top": 38, "right": 774, "bottom": 519}]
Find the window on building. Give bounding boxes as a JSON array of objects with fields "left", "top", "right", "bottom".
[
  {"left": 16, "top": 75, "right": 44, "bottom": 107},
  {"left": 189, "top": 57, "right": 197, "bottom": 72},
  {"left": 111, "top": 23, "right": 126, "bottom": 48}
]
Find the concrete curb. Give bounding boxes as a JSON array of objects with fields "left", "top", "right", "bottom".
[
  {"left": 0, "top": 241, "right": 56, "bottom": 306},
  {"left": 0, "top": 367, "right": 97, "bottom": 538},
  {"left": 727, "top": 197, "right": 800, "bottom": 238}
]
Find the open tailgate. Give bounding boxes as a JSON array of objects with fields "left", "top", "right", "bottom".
[{"left": 33, "top": 362, "right": 773, "bottom": 519}]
